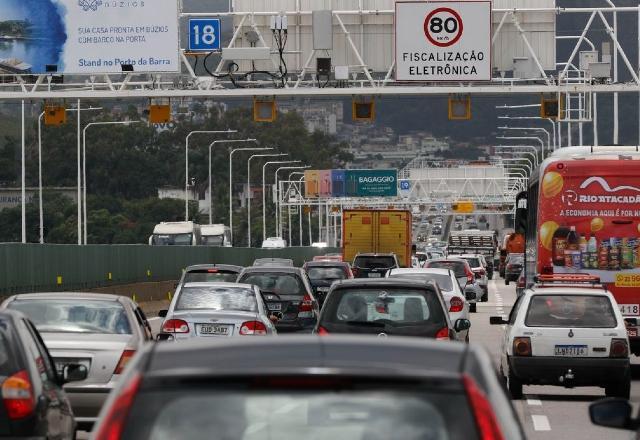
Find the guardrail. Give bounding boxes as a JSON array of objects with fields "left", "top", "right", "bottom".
[{"left": 0, "top": 244, "right": 339, "bottom": 295}]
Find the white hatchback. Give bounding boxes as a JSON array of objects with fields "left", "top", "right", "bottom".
[{"left": 491, "top": 284, "right": 630, "bottom": 399}]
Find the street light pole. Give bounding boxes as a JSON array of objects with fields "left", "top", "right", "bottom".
[
  {"left": 497, "top": 115, "right": 558, "bottom": 150},
  {"left": 184, "top": 129, "right": 237, "bottom": 221},
  {"left": 494, "top": 146, "right": 539, "bottom": 168},
  {"left": 496, "top": 136, "right": 546, "bottom": 160},
  {"left": 246, "top": 153, "right": 287, "bottom": 247},
  {"left": 263, "top": 160, "right": 300, "bottom": 242},
  {"left": 21, "top": 100, "right": 25, "bottom": 243},
  {"left": 83, "top": 120, "right": 138, "bottom": 244},
  {"left": 498, "top": 126, "right": 551, "bottom": 153},
  {"left": 274, "top": 165, "right": 309, "bottom": 239}
]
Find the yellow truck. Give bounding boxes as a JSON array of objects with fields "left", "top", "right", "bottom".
[{"left": 342, "top": 209, "right": 412, "bottom": 267}]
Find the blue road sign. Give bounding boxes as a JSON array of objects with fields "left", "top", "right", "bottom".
[
  {"left": 188, "top": 19, "right": 221, "bottom": 52},
  {"left": 400, "top": 180, "right": 411, "bottom": 190}
]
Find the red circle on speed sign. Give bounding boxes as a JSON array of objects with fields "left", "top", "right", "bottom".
[{"left": 424, "top": 7, "right": 464, "bottom": 47}]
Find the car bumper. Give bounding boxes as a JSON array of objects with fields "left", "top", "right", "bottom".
[
  {"left": 64, "top": 383, "right": 116, "bottom": 427},
  {"left": 509, "top": 356, "right": 629, "bottom": 386}
]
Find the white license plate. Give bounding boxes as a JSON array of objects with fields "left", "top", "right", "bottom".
[
  {"left": 368, "top": 273, "right": 382, "bottom": 278},
  {"left": 54, "top": 358, "right": 90, "bottom": 376},
  {"left": 267, "top": 303, "right": 282, "bottom": 311},
  {"left": 198, "top": 324, "right": 230, "bottom": 335},
  {"left": 554, "top": 345, "right": 588, "bottom": 357},
  {"left": 317, "top": 287, "right": 330, "bottom": 292},
  {"left": 619, "top": 304, "right": 640, "bottom": 316}
]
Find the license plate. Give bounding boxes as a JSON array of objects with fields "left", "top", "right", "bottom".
[
  {"left": 554, "top": 345, "right": 588, "bottom": 357},
  {"left": 619, "top": 304, "right": 640, "bottom": 316},
  {"left": 198, "top": 324, "right": 230, "bottom": 336},
  {"left": 54, "top": 358, "right": 90, "bottom": 376},
  {"left": 628, "top": 328, "right": 638, "bottom": 337},
  {"left": 267, "top": 303, "right": 282, "bottom": 311},
  {"left": 368, "top": 273, "right": 381, "bottom": 278},
  {"left": 317, "top": 287, "right": 330, "bottom": 292}
]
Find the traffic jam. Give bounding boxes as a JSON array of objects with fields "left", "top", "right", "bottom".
[{"left": 1, "top": 147, "right": 640, "bottom": 439}]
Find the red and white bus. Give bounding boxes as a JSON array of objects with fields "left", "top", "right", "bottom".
[{"left": 521, "top": 146, "right": 640, "bottom": 353}]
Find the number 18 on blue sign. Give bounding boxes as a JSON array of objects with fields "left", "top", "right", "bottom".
[{"left": 189, "top": 19, "right": 221, "bottom": 52}]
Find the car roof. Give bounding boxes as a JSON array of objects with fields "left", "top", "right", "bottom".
[
  {"left": 185, "top": 264, "right": 244, "bottom": 273},
  {"left": 389, "top": 268, "right": 452, "bottom": 275},
  {"left": 354, "top": 253, "right": 396, "bottom": 257},
  {"left": 330, "top": 278, "right": 437, "bottom": 290},
  {"left": 426, "top": 258, "right": 467, "bottom": 265},
  {"left": 240, "top": 266, "right": 302, "bottom": 274},
  {"left": 6, "top": 292, "right": 124, "bottom": 302},
  {"left": 182, "top": 282, "right": 256, "bottom": 290},
  {"left": 304, "top": 261, "right": 349, "bottom": 267},
  {"left": 527, "top": 286, "right": 612, "bottom": 297}
]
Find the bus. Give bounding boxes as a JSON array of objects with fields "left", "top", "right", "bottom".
[{"left": 519, "top": 146, "right": 640, "bottom": 353}]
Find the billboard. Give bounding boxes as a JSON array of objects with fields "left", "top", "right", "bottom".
[
  {"left": 331, "top": 170, "right": 346, "bottom": 197},
  {"left": 318, "top": 170, "right": 332, "bottom": 197},
  {"left": 346, "top": 169, "right": 398, "bottom": 197},
  {"left": 0, "top": 0, "right": 180, "bottom": 74},
  {"left": 304, "top": 170, "right": 319, "bottom": 198},
  {"left": 395, "top": 1, "right": 491, "bottom": 81}
]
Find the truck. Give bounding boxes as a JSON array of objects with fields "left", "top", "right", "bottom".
[
  {"left": 342, "top": 209, "right": 412, "bottom": 267},
  {"left": 201, "top": 224, "right": 232, "bottom": 247},
  {"left": 448, "top": 229, "right": 498, "bottom": 278},
  {"left": 149, "top": 221, "right": 201, "bottom": 246}
]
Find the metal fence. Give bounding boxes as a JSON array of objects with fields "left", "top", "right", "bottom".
[{"left": 0, "top": 244, "right": 339, "bottom": 295}]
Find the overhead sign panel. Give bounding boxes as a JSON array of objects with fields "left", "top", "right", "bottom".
[
  {"left": 346, "top": 169, "right": 398, "bottom": 198},
  {"left": 0, "top": 0, "right": 179, "bottom": 74},
  {"left": 395, "top": 1, "right": 491, "bottom": 81},
  {"left": 188, "top": 18, "right": 221, "bottom": 52}
]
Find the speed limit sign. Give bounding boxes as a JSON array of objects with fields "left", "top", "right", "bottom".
[{"left": 395, "top": 1, "right": 491, "bottom": 81}]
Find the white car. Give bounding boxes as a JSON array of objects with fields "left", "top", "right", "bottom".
[
  {"left": 457, "top": 254, "right": 489, "bottom": 301},
  {"left": 491, "top": 280, "right": 630, "bottom": 399},
  {"left": 387, "top": 268, "right": 472, "bottom": 342},
  {"left": 262, "top": 237, "right": 287, "bottom": 248}
]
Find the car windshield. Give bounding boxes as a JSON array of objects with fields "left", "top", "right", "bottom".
[
  {"left": 389, "top": 273, "right": 453, "bottom": 291},
  {"left": 152, "top": 233, "right": 193, "bottom": 245},
  {"left": 525, "top": 295, "right": 617, "bottom": 328},
  {"left": 462, "top": 258, "right": 481, "bottom": 268},
  {"left": 323, "top": 289, "right": 445, "bottom": 325},
  {"left": 353, "top": 256, "right": 396, "bottom": 269},
  {"left": 8, "top": 300, "right": 132, "bottom": 334},
  {"left": 123, "top": 386, "right": 478, "bottom": 440},
  {"left": 425, "top": 261, "right": 466, "bottom": 278},
  {"left": 202, "top": 235, "right": 224, "bottom": 246},
  {"left": 175, "top": 287, "right": 257, "bottom": 312},
  {"left": 306, "top": 267, "right": 347, "bottom": 281},
  {"left": 184, "top": 270, "right": 239, "bottom": 283},
  {"left": 0, "top": 323, "right": 17, "bottom": 376},
  {"left": 240, "top": 273, "right": 304, "bottom": 296}
]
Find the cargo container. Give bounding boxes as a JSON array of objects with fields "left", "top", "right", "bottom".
[{"left": 342, "top": 209, "right": 412, "bottom": 267}]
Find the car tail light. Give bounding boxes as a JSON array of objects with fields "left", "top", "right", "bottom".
[
  {"left": 506, "top": 264, "right": 513, "bottom": 269},
  {"left": 317, "top": 326, "right": 330, "bottom": 335},
  {"left": 2, "top": 370, "right": 34, "bottom": 420},
  {"left": 435, "top": 327, "right": 450, "bottom": 340},
  {"left": 475, "top": 269, "right": 486, "bottom": 276},
  {"left": 610, "top": 338, "right": 629, "bottom": 358},
  {"left": 298, "top": 294, "right": 314, "bottom": 318},
  {"left": 352, "top": 267, "right": 360, "bottom": 277},
  {"left": 161, "top": 319, "right": 189, "bottom": 334},
  {"left": 463, "top": 375, "right": 505, "bottom": 440},
  {"left": 240, "top": 321, "right": 267, "bottom": 335},
  {"left": 513, "top": 337, "right": 532, "bottom": 356},
  {"left": 94, "top": 373, "right": 142, "bottom": 440},
  {"left": 449, "top": 297, "right": 464, "bottom": 313},
  {"left": 114, "top": 349, "right": 136, "bottom": 375}
]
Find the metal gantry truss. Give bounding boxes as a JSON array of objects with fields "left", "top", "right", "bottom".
[{"left": 0, "top": 5, "right": 639, "bottom": 99}]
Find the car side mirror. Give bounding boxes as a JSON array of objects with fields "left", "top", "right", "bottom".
[
  {"left": 62, "top": 364, "right": 88, "bottom": 384},
  {"left": 589, "top": 398, "right": 636, "bottom": 430},
  {"left": 156, "top": 333, "right": 174, "bottom": 342},
  {"left": 158, "top": 309, "right": 168, "bottom": 318},
  {"left": 454, "top": 319, "right": 471, "bottom": 332},
  {"left": 489, "top": 316, "right": 508, "bottom": 325}
]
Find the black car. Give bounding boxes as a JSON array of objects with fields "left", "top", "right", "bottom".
[
  {"left": 237, "top": 266, "right": 319, "bottom": 332},
  {"left": 352, "top": 253, "right": 399, "bottom": 278},
  {"left": 316, "top": 278, "right": 470, "bottom": 339},
  {"left": 0, "top": 310, "right": 88, "bottom": 440},
  {"left": 91, "top": 336, "right": 525, "bottom": 440},
  {"left": 179, "top": 264, "right": 244, "bottom": 284},
  {"left": 504, "top": 253, "right": 524, "bottom": 285},
  {"left": 302, "top": 261, "right": 353, "bottom": 307}
]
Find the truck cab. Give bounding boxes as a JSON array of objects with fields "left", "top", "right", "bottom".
[
  {"left": 201, "top": 224, "right": 232, "bottom": 247},
  {"left": 149, "top": 221, "right": 201, "bottom": 246}
]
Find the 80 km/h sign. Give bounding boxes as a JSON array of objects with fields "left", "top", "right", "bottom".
[{"left": 396, "top": 1, "right": 491, "bottom": 81}]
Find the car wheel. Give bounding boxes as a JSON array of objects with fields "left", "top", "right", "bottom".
[
  {"left": 505, "top": 278, "right": 510, "bottom": 285},
  {"left": 469, "top": 303, "right": 477, "bottom": 313},
  {"left": 482, "top": 292, "right": 488, "bottom": 302},
  {"left": 507, "top": 370, "right": 523, "bottom": 399},
  {"left": 605, "top": 377, "right": 631, "bottom": 399}
]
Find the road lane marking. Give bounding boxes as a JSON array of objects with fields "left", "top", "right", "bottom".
[
  {"left": 531, "top": 415, "right": 551, "bottom": 431},
  {"left": 148, "top": 317, "right": 162, "bottom": 321}
]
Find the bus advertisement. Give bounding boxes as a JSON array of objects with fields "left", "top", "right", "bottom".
[{"left": 525, "top": 147, "right": 640, "bottom": 352}]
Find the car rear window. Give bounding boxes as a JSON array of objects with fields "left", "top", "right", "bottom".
[
  {"left": 240, "top": 273, "right": 304, "bottom": 296},
  {"left": 8, "top": 300, "right": 132, "bottom": 334},
  {"left": 184, "top": 270, "right": 239, "bottom": 283},
  {"left": 176, "top": 287, "right": 257, "bottom": 312},
  {"left": 122, "top": 384, "right": 478, "bottom": 440},
  {"left": 388, "top": 273, "right": 453, "bottom": 291},
  {"left": 425, "top": 261, "right": 466, "bottom": 278},
  {"left": 306, "top": 267, "right": 347, "bottom": 281},
  {"left": 353, "top": 256, "right": 396, "bottom": 269},
  {"left": 323, "top": 288, "right": 446, "bottom": 326},
  {"left": 525, "top": 295, "right": 617, "bottom": 328},
  {"left": 508, "top": 255, "right": 524, "bottom": 264},
  {"left": 461, "top": 258, "right": 481, "bottom": 268},
  {"left": 0, "top": 322, "right": 18, "bottom": 376}
]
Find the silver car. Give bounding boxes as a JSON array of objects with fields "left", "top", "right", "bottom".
[
  {"left": 0, "top": 292, "right": 152, "bottom": 431},
  {"left": 457, "top": 254, "right": 489, "bottom": 301},
  {"left": 158, "top": 282, "right": 277, "bottom": 340},
  {"left": 387, "top": 267, "right": 471, "bottom": 342}
]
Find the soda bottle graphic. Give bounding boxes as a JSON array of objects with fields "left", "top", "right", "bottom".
[{"left": 552, "top": 224, "right": 570, "bottom": 266}]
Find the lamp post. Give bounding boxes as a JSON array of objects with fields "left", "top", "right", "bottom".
[
  {"left": 82, "top": 120, "right": 139, "bottom": 244},
  {"left": 501, "top": 158, "right": 532, "bottom": 176},
  {"left": 228, "top": 142, "right": 267, "bottom": 245},
  {"left": 496, "top": 135, "right": 546, "bottom": 160},
  {"left": 184, "top": 129, "right": 237, "bottom": 221},
  {"left": 288, "top": 172, "right": 305, "bottom": 246},
  {"left": 275, "top": 165, "right": 309, "bottom": 239},
  {"left": 497, "top": 115, "right": 558, "bottom": 150},
  {"left": 246, "top": 153, "right": 287, "bottom": 247},
  {"left": 263, "top": 160, "right": 300, "bottom": 242},
  {"left": 494, "top": 146, "right": 540, "bottom": 168},
  {"left": 498, "top": 126, "right": 551, "bottom": 153}
]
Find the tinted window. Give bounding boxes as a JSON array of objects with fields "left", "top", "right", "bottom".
[
  {"left": 324, "top": 289, "right": 445, "bottom": 325},
  {"left": 353, "top": 256, "right": 396, "bottom": 269},
  {"left": 202, "top": 235, "right": 224, "bottom": 246},
  {"left": 525, "top": 295, "right": 617, "bottom": 328},
  {"left": 461, "top": 258, "right": 481, "bottom": 268},
  {"left": 0, "top": 321, "right": 18, "bottom": 376},
  {"left": 307, "top": 267, "right": 347, "bottom": 281},
  {"left": 152, "top": 233, "right": 193, "bottom": 245},
  {"left": 240, "top": 273, "right": 304, "bottom": 296},
  {"left": 123, "top": 386, "right": 478, "bottom": 440},
  {"left": 176, "top": 287, "right": 257, "bottom": 312},
  {"left": 426, "top": 261, "right": 466, "bottom": 278},
  {"left": 507, "top": 255, "right": 524, "bottom": 264},
  {"left": 9, "top": 300, "right": 132, "bottom": 334},
  {"left": 388, "top": 273, "right": 453, "bottom": 291},
  {"left": 184, "top": 270, "right": 239, "bottom": 283}
]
